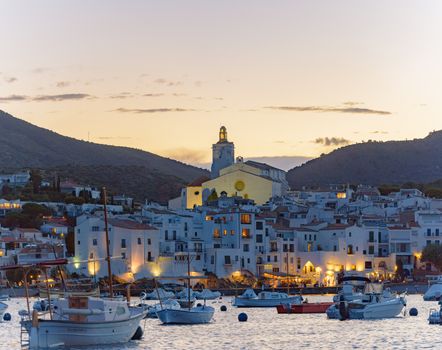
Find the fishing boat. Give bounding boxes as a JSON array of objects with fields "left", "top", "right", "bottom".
[
  {"left": 233, "top": 289, "right": 303, "bottom": 308},
  {"left": 424, "top": 275, "right": 442, "bottom": 301},
  {"left": 156, "top": 251, "right": 215, "bottom": 324},
  {"left": 195, "top": 289, "right": 221, "bottom": 300},
  {"left": 6, "top": 188, "right": 148, "bottom": 348},
  {"left": 428, "top": 300, "right": 442, "bottom": 324},
  {"left": 276, "top": 301, "right": 333, "bottom": 314},
  {"left": 146, "top": 299, "right": 180, "bottom": 319},
  {"left": 39, "top": 286, "right": 100, "bottom": 299},
  {"left": 0, "top": 294, "right": 10, "bottom": 301}
]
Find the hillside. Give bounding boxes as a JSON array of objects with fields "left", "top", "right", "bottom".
[
  {"left": 287, "top": 131, "right": 442, "bottom": 188},
  {"left": 0, "top": 110, "right": 209, "bottom": 202}
]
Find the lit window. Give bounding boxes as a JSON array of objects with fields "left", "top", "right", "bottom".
[{"left": 240, "top": 214, "right": 251, "bottom": 224}]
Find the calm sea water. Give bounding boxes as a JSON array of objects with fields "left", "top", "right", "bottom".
[{"left": 0, "top": 295, "right": 440, "bottom": 350}]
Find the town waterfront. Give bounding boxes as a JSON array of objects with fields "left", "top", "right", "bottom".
[{"left": 0, "top": 294, "right": 440, "bottom": 350}]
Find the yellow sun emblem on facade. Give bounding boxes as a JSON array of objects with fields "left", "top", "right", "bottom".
[{"left": 234, "top": 180, "right": 245, "bottom": 191}]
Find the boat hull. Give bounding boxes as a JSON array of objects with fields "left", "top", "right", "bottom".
[
  {"left": 276, "top": 302, "right": 333, "bottom": 314},
  {"left": 23, "top": 310, "right": 146, "bottom": 348},
  {"left": 234, "top": 296, "right": 301, "bottom": 308},
  {"left": 327, "top": 298, "right": 405, "bottom": 320},
  {"left": 157, "top": 306, "right": 214, "bottom": 324}
]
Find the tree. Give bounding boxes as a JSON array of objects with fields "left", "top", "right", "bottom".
[
  {"left": 30, "top": 169, "right": 42, "bottom": 194},
  {"left": 421, "top": 244, "right": 442, "bottom": 272}
]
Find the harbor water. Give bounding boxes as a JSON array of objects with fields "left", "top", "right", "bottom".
[{"left": 0, "top": 295, "right": 440, "bottom": 350}]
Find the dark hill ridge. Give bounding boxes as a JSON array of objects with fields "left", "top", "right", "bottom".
[
  {"left": 0, "top": 110, "right": 209, "bottom": 202},
  {"left": 287, "top": 131, "right": 442, "bottom": 188}
]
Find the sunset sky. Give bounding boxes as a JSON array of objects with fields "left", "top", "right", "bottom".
[{"left": 1, "top": 1, "right": 441, "bottom": 170}]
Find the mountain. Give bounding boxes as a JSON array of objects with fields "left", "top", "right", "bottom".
[
  {"left": 0, "top": 110, "right": 209, "bottom": 202},
  {"left": 287, "top": 131, "right": 442, "bottom": 188}
]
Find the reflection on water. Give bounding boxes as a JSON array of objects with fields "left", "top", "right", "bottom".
[{"left": 0, "top": 295, "right": 440, "bottom": 350}]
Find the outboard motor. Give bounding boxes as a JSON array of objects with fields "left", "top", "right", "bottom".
[{"left": 338, "top": 294, "right": 349, "bottom": 320}]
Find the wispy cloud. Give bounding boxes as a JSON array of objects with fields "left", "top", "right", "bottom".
[
  {"left": 31, "top": 67, "right": 49, "bottom": 74},
  {"left": 342, "top": 101, "right": 363, "bottom": 106},
  {"left": 142, "top": 93, "right": 165, "bottom": 97},
  {"left": 314, "top": 137, "right": 351, "bottom": 146},
  {"left": 4, "top": 76, "right": 17, "bottom": 83},
  {"left": 109, "top": 92, "right": 136, "bottom": 99},
  {"left": 33, "top": 93, "right": 93, "bottom": 101},
  {"left": 154, "top": 78, "right": 183, "bottom": 86},
  {"left": 113, "top": 107, "right": 195, "bottom": 114},
  {"left": 265, "top": 105, "right": 391, "bottom": 115},
  {"left": 56, "top": 81, "right": 71, "bottom": 88},
  {"left": 0, "top": 95, "right": 28, "bottom": 102},
  {"left": 370, "top": 130, "right": 389, "bottom": 134},
  {"left": 0, "top": 93, "right": 93, "bottom": 103}
]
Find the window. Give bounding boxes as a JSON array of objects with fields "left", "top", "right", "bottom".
[
  {"left": 223, "top": 229, "right": 227, "bottom": 236},
  {"left": 348, "top": 232, "right": 352, "bottom": 237},
  {"left": 211, "top": 255, "right": 214, "bottom": 264},
  {"left": 256, "top": 221, "right": 263, "bottom": 230},
  {"left": 437, "top": 229, "right": 440, "bottom": 236},
  {"left": 147, "top": 239, "right": 151, "bottom": 245},
  {"left": 309, "top": 234, "right": 312, "bottom": 241},
  {"left": 289, "top": 244, "right": 294, "bottom": 252},
  {"left": 427, "top": 229, "right": 431, "bottom": 236},
  {"left": 314, "top": 235, "right": 316, "bottom": 241},
  {"left": 256, "top": 234, "right": 263, "bottom": 243},
  {"left": 77, "top": 229, "right": 80, "bottom": 234},
  {"left": 247, "top": 258, "right": 250, "bottom": 264},
  {"left": 121, "top": 239, "right": 126, "bottom": 248},
  {"left": 165, "top": 230, "right": 168, "bottom": 240},
  {"left": 243, "top": 244, "right": 249, "bottom": 252},
  {"left": 436, "top": 240, "right": 440, "bottom": 245},
  {"left": 283, "top": 244, "right": 288, "bottom": 252},
  {"left": 297, "top": 257, "right": 301, "bottom": 269},
  {"left": 347, "top": 244, "right": 354, "bottom": 255},
  {"left": 365, "top": 261, "right": 372, "bottom": 269},
  {"left": 241, "top": 228, "right": 251, "bottom": 238},
  {"left": 77, "top": 240, "right": 80, "bottom": 245},
  {"left": 92, "top": 226, "right": 99, "bottom": 232},
  {"left": 92, "top": 239, "right": 97, "bottom": 246},
  {"left": 230, "top": 230, "right": 235, "bottom": 236},
  {"left": 369, "top": 231, "right": 374, "bottom": 242},
  {"left": 368, "top": 246, "right": 374, "bottom": 255},
  {"left": 147, "top": 252, "right": 152, "bottom": 261},
  {"left": 427, "top": 240, "right": 431, "bottom": 246},
  {"left": 173, "top": 230, "right": 177, "bottom": 240},
  {"left": 213, "top": 228, "right": 220, "bottom": 238},
  {"left": 196, "top": 255, "right": 201, "bottom": 260},
  {"left": 241, "top": 214, "right": 251, "bottom": 224},
  {"left": 274, "top": 255, "right": 278, "bottom": 262},
  {"left": 121, "top": 252, "right": 126, "bottom": 259},
  {"left": 224, "top": 256, "right": 231, "bottom": 265},
  {"left": 137, "top": 237, "right": 142, "bottom": 245},
  {"left": 304, "top": 234, "right": 307, "bottom": 240},
  {"left": 333, "top": 245, "right": 337, "bottom": 252},
  {"left": 267, "top": 255, "right": 270, "bottom": 262}
]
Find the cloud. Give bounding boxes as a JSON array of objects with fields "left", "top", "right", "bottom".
[
  {"left": 370, "top": 130, "right": 389, "bottom": 134},
  {"left": 113, "top": 107, "right": 195, "bottom": 114},
  {"left": 33, "top": 93, "right": 93, "bottom": 101},
  {"left": 32, "top": 67, "right": 49, "bottom": 74},
  {"left": 0, "top": 95, "right": 28, "bottom": 102},
  {"left": 154, "top": 78, "right": 183, "bottom": 86},
  {"left": 4, "top": 76, "right": 17, "bottom": 83},
  {"left": 56, "top": 81, "right": 70, "bottom": 88},
  {"left": 314, "top": 137, "right": 351, "bottom": 146},
  {"left": 273, "top": 140, "right": 286, "bottom": 144},
  {"left": 109, "top": 92, "right": 136, "bottom": 99},
  {"left": 343, "top": 101, "right": 363, "bottom": 106},
  {"left": 142, "top": 93, "right": 165, "bottom": 97},
  {"left": 265, "top": 105, "right": 391, "bottom": 115},
  {"left": 163, "top": 148, "right": 208, "bottom": 164}
]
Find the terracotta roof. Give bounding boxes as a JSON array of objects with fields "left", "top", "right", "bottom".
[
  {"left": 15, "top": 228, "right": 41, "bottom": 233},
  {"left": 108, "top": 219, "right": 157, "bottom": 230},
  {"left": 320, "top": 224, "right": 351, "bottom": 231}
]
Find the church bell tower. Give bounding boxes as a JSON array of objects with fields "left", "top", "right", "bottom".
[{"left": 211, "top": 126, "right": 234, "bottom": 178}]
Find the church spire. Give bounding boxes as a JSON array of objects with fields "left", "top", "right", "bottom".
[{"left": 219, "top": 126, "right": 228, "bottom": 143}]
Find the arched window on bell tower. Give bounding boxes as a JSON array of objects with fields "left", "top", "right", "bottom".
[{"left": 219, "top": 126, "right": 228, "bottom": 142}]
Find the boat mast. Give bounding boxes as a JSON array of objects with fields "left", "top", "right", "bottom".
[
  {"left": 187, "top": 249, "right": 191, "bottom": 310},
  {"left": 286, "top": 252, "right": 289, "bottom": 295},
  {"left": 103, "top": 187, "right": 113, "bottom": 299}
]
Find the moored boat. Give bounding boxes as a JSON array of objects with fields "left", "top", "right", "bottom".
[
  {"left": 423, "top": 276, "right": 442, "bottom": 301},
  {"left": 233, "top": 289, "right": 303, "bottom": 308},
  {"left": 276, "top": 301, "right": 333, "bottom": 314},
  {"left": 195, "top": 288, "right": 221, "bottom": 300},
  {"left": 156, "top": 304, "right": 214, "bottom": 324}
]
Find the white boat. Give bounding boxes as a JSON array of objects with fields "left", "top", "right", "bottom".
[
  {"left": 22, "top": 296, "right": 147, "bottom": 349},
  {"left": 0, "top": 294, "right": 10, "bottom": 301},
  {"left": 424, "top": 276, "right": 442, "bottom": 301},
  {"left": 0, "top": 301, "right": 8, "bottom": 319},
  {"left": 157, "top": 304, "right": 215, "bottom": 324},
  {"left": 195, "top": 289, "right": 221, "bottom": 300},
  {"left": 327, "top": 282, "right": 406, "bottom": 320},
  {"left": 146, "top": 299, "right": 180, "bottom": 318},
  {"left": 141, "top": 288, "right": 175, "bottom": 300},
  {"left": 33, "top": 299, "right": 54, "bottom": 312},
  {"left": 428, "top": 301, "right": 442, "bottom": 324},
  {"left": 175, "top": 287, "right": 197, "bottom": 299},
  {"left": 233, "top": 289, "right": 303, "bottom": 308}
]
